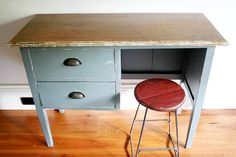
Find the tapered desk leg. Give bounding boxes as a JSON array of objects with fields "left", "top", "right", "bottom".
[
  {"left": 35, "top": 105, "right": 53, "bottom": 147},
  {"left": 21, "top": 48, "right": 54, "bottom": 147},
  {"left": 185, "top": 47, "right": 215, "bottom": 148}
]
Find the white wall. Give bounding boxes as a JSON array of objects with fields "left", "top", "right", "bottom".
[{"left": 0, "top": 0, "right": 236, "bottom": 109}]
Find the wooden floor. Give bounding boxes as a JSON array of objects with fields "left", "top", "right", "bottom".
[{"left": 0, "top": 109, "right": 235, "bottom": 157}]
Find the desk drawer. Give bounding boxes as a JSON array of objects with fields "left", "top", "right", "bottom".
[
  {"left": 30, "top": 48, "right": 115, "bottom": 81},
  {"left": 38, "top": 82, "right": 116, "bottom": 109}
]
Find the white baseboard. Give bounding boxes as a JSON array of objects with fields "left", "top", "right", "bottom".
[
  {"left": 0, "top": 82, "right": 232, "bottom": 110},
  {"left": 0, "top": 84, "right": 35, "bottom": 110}
]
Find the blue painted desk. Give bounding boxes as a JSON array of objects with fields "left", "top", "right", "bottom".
[{"left": 8, "top": 13, "right": 227, "bottom": 148}]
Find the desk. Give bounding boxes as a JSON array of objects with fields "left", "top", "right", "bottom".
[{"left": 8, "top": 13, "right": 227, "bottom": 148}]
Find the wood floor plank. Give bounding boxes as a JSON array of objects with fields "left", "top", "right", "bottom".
[{"left": 0, "top": 109, "right": 235, "bottom": 157}]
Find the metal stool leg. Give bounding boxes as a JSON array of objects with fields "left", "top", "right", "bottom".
[
  {"left": 169, "top": 111, "right": 180, "bottom": 157},
  {"left": 129, "top": 104, "right": 141, "bottom": 134},
  {"left": 168, "top": 111, "right": 177, "bottom": 157},
  {"left": 129, "top": 107, "right": 180, "bottom": 157},
  {"left": 168, "top": 112, "right": 171, "bottom": 135},
  {"left": 175, "top": 111, "right": 180, "bottom": 157},
  {"left": 129, "top": 104, "right": 141, "bottom": 157},
  {"left": 135, "top": 108, "right": 148, "bottom": 157}
]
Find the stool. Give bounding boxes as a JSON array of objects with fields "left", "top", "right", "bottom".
[{"left": 129, "top": 78, "right": 185, "bottom": 157}]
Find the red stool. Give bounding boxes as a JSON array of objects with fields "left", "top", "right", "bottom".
[{"left": 129, "top": 78, "right": 185, "bottom": 157}]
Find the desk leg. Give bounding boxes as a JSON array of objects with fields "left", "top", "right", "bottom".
[
  {"left": 35, "top": 105, "right": 53, "bottom": 147},
  {"left": 21, "top": 48, "right": 53, "bottom": 147},
  {"left": 185, "top": 47, "right": 215, "bottom": 148}
]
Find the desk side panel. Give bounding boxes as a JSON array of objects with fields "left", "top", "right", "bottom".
[{"left": 184, "top": 48, "right": 207, "bottom": 101}]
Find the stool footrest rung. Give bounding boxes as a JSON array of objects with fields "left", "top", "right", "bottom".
[
  {"left": 135, "top": 119, "right": 170, "bottom": 122},
  {"left": 140, "top": 147, "right": 177, "bottom": 151}
]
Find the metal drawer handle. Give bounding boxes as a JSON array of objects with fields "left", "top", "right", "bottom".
[
  {"left": 68, "top": 91, "right": 85, "bottom": 99},
  {"left": 63, "top": 58, "right": 82, "bottom": 66}
]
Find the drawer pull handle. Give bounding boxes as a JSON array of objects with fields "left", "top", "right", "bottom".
[
  {"left": 63, "top": 58, "right": 81, "bottom": 66},
  {"left": 68, "top": 91, "right": 85, "bottom": 99}
]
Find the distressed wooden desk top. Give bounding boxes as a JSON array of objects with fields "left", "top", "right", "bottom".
[{"left": 8, "top": 13, "right": 227, "bottom": 47}]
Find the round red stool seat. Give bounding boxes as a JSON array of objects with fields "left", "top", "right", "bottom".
[{"left": 134, "top": 78, "right": 185, "bottom": 112}]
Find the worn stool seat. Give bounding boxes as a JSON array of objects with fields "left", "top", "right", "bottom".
[
  {"left": 134, "top": 78, "right": 185, "bottom": 112},
  {"left": 129, "top": 78, "right": 186, "bottom": 157}
]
